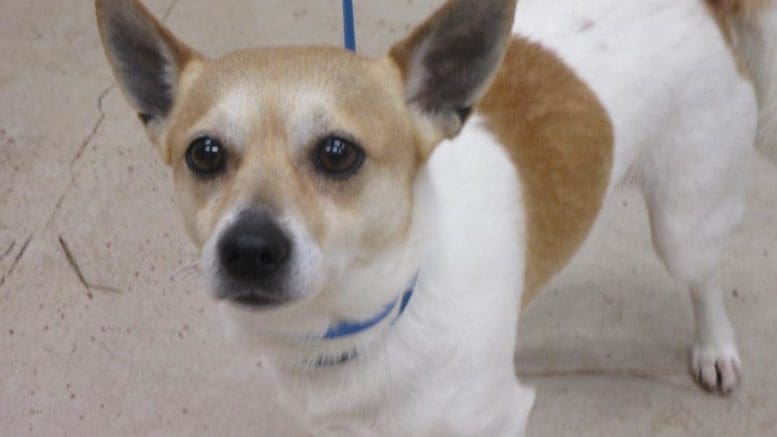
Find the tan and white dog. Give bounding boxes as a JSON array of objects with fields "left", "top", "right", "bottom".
[{"left": 97, "top": 0, "right": 777, "bottom": 434}]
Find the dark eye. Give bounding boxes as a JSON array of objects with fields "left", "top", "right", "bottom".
[
  {"left": 313, "top": 136, "right": 365, "bottom": 179},
  {"left": 186, "top": 137, "right": 226, "bottom": 177}
]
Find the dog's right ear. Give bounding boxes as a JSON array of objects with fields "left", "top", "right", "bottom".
[{"left": 96, "top": 0, "right": 201, "bottom": 149}]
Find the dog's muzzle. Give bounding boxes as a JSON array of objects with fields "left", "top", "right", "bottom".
[{"left": 215, "top": 209, "right": 292, "bottom": 306}]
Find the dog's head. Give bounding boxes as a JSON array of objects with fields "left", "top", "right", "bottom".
[{"left": 97, "top": 0, "right": 516, "bottom": 332}]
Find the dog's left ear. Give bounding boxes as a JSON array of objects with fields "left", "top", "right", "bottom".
[{"left": 389, "top": 0, "right": 517, "bottom": 142}]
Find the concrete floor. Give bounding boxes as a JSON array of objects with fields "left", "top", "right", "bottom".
[{"left": 1, "top": 0, "right": 776, "bottom": 435}]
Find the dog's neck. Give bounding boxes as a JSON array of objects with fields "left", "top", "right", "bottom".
[
  {"left": 244, "top": 271, "right": 420, "bottom": 372},
  {"left": 286, "top": 276, "right": 417, "bottom": 369},
  {"left": 321, "top": 282, "right": 415, "bottom": 341}
]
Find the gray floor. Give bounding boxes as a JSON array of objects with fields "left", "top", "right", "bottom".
[{"left": 1, "top": 1, "right": 775, "bottom": 435}]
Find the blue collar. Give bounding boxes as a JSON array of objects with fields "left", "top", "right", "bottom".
[{"left": 322, "top": 278, "right": 416, "bottom": 340}]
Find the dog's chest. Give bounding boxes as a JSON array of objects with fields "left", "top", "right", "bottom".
[{"left": 268, "top": 121, "right": 531, "bottom": 434}]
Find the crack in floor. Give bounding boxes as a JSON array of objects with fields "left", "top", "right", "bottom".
[
  {"left": 44, "top": 83, "right": 116, "bottom": 231},
  {"left": 516, "top": 366, "right": 696, "bottom": 391},
  {"left": 0, "top": 241, "right": 16, "bottom": 262},
  {"left": 18, "top": 0, "right": 177, "bottom": 299},
  {"left": 31, "top": 0, "right": 179, "bottom": 296},
  {"left": 163, "top": 0, "right": 181, "bottom": 22},
  {"left": 58, "top": 236, "right": 121, "bottom": 295},
  {"left": 0, "top": 234, "right": 33, "bottom": 294},
  {"left": 521, "top": 368, "right": 710, "bottom": 396},
  {"left": 70, "top": 84, "right": 115, "bottom": 167},
  {"left": 518, "top": 367, "right": 682, "bottom": 379}
]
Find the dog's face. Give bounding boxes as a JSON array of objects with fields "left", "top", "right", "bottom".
[
  {"left": 97, "top": 0, "right": 516, "bottom": 322},
  {"left": 166, "top": 49, "right": 423, "bottom": 308}
]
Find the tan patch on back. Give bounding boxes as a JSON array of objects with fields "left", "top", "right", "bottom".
[
  {"left": 708, "top": 2, "right": 738, "bottom": 45},
  {"left": 706, "top": 0, "right": 774, "bottom": 77},
  {"left": 477, "top": 38, "right": 614, "bottom": 309},
  {"left": 708, "top": 0, "right": 774, "bottom": 14}
]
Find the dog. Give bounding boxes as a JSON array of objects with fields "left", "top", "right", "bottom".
[{"left": 96, "top": 0, "right": 776, "bottom": 434}]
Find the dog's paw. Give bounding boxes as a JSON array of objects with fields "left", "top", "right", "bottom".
[{"left": 691, "top": 342, "right": 741, "bottom": 394}]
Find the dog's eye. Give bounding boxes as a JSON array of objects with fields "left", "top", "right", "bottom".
[
  {"left": 314, "top": 136, "right": 364, "bottom": 179},
  {"left": 186, "top": 137, "right": 226, "bottom": 177}
]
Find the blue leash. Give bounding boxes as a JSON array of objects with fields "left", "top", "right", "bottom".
[{"left": 342, "top": 0, "right": 356, "bottom": 51}]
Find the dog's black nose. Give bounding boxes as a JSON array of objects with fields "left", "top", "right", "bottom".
[{"left": 218, "top": 211, "right": 291, "bottom": 284}]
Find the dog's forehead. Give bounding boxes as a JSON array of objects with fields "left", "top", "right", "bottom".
[
  {"left": 169, "top": 47, "right": 412, "bottom": 155},
  {"left": 190, "top": 47, "right": 405, "bottom": 116}
]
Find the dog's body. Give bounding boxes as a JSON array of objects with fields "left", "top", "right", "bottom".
[{"left": 97, "top": 0, "right": 777, "bottom": 434}]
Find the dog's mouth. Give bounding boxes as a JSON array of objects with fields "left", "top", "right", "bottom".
[{"left": 228, "top": 293, "right": 288, "bottom": 309}]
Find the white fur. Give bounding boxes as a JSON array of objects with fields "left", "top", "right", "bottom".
[
  {"left": 223, "top": 118, "right": 535, "bottom": 435},
  {"left": 194, "top": 86, "right": 255, "bottom": 151},
  {"left": 730, "top": 3, "right": 777, "bottom": 163},
  {"left": 514, "top": 0, "right": 758, "bottom": 393}
]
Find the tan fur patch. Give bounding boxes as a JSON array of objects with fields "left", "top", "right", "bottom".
[
  {"left": 477, "top": 38, "right": 614, "bottom": 309},
  {"left": 708, "top": 2, "right": 738, "bottom": 45},
  {"left": 706, "top": 0, "right": 774, "bottom": 78},
  {"left": 708, "top": 0, "right": 774, "bottom": 14}
]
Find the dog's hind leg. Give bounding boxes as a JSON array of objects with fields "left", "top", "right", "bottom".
[
  {"left": 637, "top": 68, "right": 758, "bottom": 393},
  {"left": 643, "top": 164, "right": 745, "bottom": 394}
]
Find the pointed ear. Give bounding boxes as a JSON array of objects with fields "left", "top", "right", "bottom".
[
  {"left": 96, "top": 0, "right": 201, "bottom": 143},
  {"left": 389, "top": 0, "right": 517, "bottom": 139}
]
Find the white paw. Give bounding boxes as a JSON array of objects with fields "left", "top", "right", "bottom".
[{"left": 691, "top": 342, "right": 741, "bottom": 394}]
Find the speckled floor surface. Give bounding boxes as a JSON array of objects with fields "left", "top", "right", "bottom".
[{"left": 1, "top": 1, "right": 776, "bottom": 435}]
